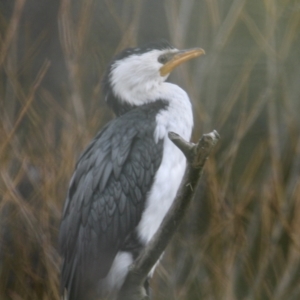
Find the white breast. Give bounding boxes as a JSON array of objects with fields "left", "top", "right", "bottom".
[{"left": 137, "top": 83, "right": 193, "bottom": 244}]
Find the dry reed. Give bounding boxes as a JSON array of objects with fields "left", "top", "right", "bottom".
[{"left": 0, "top": 0, "right": 300, "bottom": 299}]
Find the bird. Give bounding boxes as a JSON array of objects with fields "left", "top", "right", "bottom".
[{"left": 59, "top": 40, "right": 205, "bottom": 300}]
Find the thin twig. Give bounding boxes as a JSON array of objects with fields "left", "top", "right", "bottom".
[
  {"left": 0, "top": 60, "right": 51, "bottom": 157},
  {"left": 0, "top": 0, "right": 26, "bottom": 67}
]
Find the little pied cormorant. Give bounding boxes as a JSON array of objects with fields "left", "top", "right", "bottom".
[{"left": 59, "top": 40, "right": 205, "bottom": 300}]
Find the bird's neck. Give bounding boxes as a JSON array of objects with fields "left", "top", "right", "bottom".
[
  {"left": 107, "top": 80, "right": 193, "bottom": 117},
  {"left": 105, "top": 90, "right": 138, "bottom": 116},
  {"left": 106, "top": 80, "right": 166, "bottom": 116}
]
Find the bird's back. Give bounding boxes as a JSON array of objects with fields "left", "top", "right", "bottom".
[{"left": 59, "top": 100, "right": 167, "bottom": 300}]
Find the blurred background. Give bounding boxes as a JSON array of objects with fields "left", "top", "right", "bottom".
[{"left": 1, "top": 0, "right": 300, "bottom": 299}]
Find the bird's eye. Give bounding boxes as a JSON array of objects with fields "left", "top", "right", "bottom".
[{"left": 158, "top": 54, "right": 168, "bottom": 64}]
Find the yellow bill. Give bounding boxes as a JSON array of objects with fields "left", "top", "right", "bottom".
[{"left": 160, "top": 48, "right": 205, "bottom": 77}]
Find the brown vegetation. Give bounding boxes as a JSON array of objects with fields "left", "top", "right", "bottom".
[{"left": 0, "top": 0, "right": 300, "bottom": 299}]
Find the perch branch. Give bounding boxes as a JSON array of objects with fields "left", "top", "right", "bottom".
[{"left": 117, "top": 130, "right": 220, "bottom": 300}]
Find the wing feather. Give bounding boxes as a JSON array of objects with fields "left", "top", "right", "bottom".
[{"left": 59, "top": 101, "right": 167, "bottom": 299}]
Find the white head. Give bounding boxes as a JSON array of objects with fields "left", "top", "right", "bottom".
[{"left": 102, "top": 41, "right": 205, "bottom": 116}]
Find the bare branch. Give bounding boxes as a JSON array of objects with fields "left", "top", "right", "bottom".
[{"left": 117, "top": 130, "right": 220, "bottom": 300}]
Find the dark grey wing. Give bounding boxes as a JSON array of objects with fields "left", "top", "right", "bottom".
[{"left": 59, "top": 102, "right": 166, "bottom": 300}]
